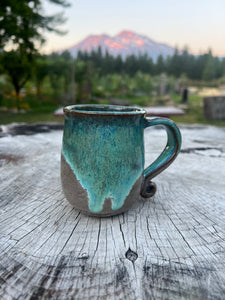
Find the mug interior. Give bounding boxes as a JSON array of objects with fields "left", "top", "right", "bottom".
[{"left": 64, "top": 104, "right": 146, "bottom": 115}]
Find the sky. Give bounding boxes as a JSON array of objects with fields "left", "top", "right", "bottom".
[{"left": 42, "top": 0, "right": 225, "bottom": 57}]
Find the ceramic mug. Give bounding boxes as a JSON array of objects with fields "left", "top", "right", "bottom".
[{"left": 61, "top": 105, "right": 181, "bottom": 216}]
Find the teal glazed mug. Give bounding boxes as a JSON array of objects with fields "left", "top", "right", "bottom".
[{"left": 61, "top": 105, "right": 181, "bottom": 217}]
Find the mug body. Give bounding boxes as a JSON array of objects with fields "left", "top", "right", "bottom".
[{"left": 61, "top": 105, "right": 146, "bottom": 216}]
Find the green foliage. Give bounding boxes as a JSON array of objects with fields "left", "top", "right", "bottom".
[
  {"left": 0, "top": 0, "right": 70, "bottom": 53},
  {"left": 0, "top": 50, "right": 34, "bottom": 105},
  {"left": 0, "top": 0, "right": 70, "bottom": 103},
  {"left": 34, "top": 56, "right": 49, "bottom": 94},
  {"left": 1, "top": 46, "right": 225, "bottom": 129}
]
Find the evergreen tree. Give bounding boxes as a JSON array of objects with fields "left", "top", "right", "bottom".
[
  {"left": 167, "top": 49, "right": 182, "bottom": 77},
  {"left": 0, "top": 0, "right": 70, "bottom": 99},
  {"left": 0, "top": 50, "right": 34, "bottom": 107},
  {"left": 155, "top": 54, "right": 165, "bottom": 74},
  {"left": 114, "top": 55, "right": 123, "bottom": 74},
  {"left": 124, "top": 55, "right": 137, "bottom": 76},
  {"left": 0, "top": 0, "right": 70, "bottom": 53},
  {"left": 202, "top": 50, "right": 216, "bottom": 81}
]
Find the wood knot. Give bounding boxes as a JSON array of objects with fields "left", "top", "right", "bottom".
[{"left": 125, "top": 248, "right": 138, "bottom": 262}]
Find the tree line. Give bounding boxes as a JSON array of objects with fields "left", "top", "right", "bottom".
[
  {"left": 1, "top": 47, "right": 225, "bottom": 105},
  {"left": 76, "top": 47, "right": 225, "bottom": 81}
]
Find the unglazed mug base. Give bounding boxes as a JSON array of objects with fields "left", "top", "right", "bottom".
[{"left": 61, "top": 154, "right": 142, "bottom": 217}]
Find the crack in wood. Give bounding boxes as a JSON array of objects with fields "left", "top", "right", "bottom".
[
  {"left": 181, "top": 147, "right": 225, "bottom": 157},
  {"left": 0, "top": 123, "right": 63, "bottom": 137},
  {"left": 119, "top": 217, "right": 126, "bottom": 248},
  {"left": 95, "top": 219, "right": 101, "bottom": 253},
  {"left": 59, "top": 212, "right": 81, "bottom": 254},
  {"left": 160, "top": 204, "right": 197, "bottom": 257}
]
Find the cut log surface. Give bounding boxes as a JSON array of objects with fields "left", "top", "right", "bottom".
[{"left": 0, "top": 123, "right": 225, "bottom": 300}]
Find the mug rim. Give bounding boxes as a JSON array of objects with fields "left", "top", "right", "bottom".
[{"left": 63, "top": 104, "right": 146, "bottom": 116}]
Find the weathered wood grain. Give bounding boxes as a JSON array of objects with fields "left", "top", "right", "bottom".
[{"left": 0, "top": 124, "right": 225, "bottom": 299}]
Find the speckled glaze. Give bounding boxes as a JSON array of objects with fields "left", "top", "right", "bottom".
[{"left": 61, "top": 105, "right": 181, "bottom": 216}]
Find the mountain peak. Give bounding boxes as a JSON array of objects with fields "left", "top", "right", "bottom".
[
  {"left": 117, "top": 30, "right": 136, "bottom": 38},
  {"left": 60, "top": 30, "right": 175, "bottom": 61}
]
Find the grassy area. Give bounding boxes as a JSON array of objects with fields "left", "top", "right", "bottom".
[
  {"left": 124, "top": 93, "right": 225, "bottom": 127},
  {"left": 171, "top": 94, "right": 225, "bottom": 126},
  {"left": 1, "top": 93, "right": 225, "bottom": 127}
]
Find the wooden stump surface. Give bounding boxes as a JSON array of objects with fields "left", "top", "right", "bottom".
[{"left": 0, "top": 123, "right": 225, "bottom": 299}]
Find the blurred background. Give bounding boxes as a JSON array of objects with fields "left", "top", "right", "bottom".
[{"left": 1, "top": 0, "right": 225, "bottom": 125}]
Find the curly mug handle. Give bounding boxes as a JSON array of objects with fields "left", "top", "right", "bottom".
[{"left": 141, "top": 117, "right": 182, "bottom": 198}]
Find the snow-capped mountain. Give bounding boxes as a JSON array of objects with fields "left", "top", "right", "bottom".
[{"left": 59, "top": 30, "right": 175, "bottom": 60}]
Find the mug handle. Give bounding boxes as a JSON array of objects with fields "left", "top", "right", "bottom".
[{"left": 140, "top": 116, "right": 182, "bottom": 198}]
